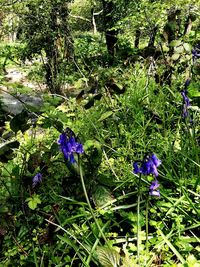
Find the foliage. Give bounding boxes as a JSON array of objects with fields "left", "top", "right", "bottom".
[{"left": 0, "top": 0, "right": 200, "bottom": 266}]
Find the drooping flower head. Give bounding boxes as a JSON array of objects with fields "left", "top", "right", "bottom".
[
  {"left": 133, "top": 153, "right": 161, "bottom": 177},
  {"left": 149, "top": 180, "right": 160, "bottom": 197},
  {"left": 133, "top": 153, "right": 161, "bottom": 197},
  {"left": 192, "top": 44, "right": 200, "bottom": 63},
  {"left": 32, "top": 172, "right": 42, "bottom": 188},
  {"left": 181, "top": 89, "right": 190, "bottom": 118},
  {"left": 58, "top": 128, "right": 84, "bottom": 164},
  {"left": 184, "top": 79, "right": 191, "bottom": 89}
]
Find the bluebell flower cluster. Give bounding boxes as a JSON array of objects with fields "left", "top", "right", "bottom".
[
  {"left": 57, "top": 128, "right": 84, "bottom": 164},
  {"left": 133, "top": 154, "right": 161, "bottom": 177},
  {"left": 192, "top": 44, "right": 200, "bottom": 63},
  {"left": 32, "top": 172, "right": 42, "bottom": 188},
  {"left": 181, "top": 89, "right": 190, "bottom": 118},
  {"left": 133, "top": 153, "right": 161, "bottom": 197}
]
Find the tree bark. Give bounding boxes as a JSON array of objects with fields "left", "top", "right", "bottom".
[{"left": 102, "top": 0, "right": 118, "bottom": 65}]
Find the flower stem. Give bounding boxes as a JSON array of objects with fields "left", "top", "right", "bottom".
[
  {"left": 137, "top": 173, "right": 142, "bottom": 265},
  {"left": 145, "top": 196, "right": 149, "bottom": 262},
  {"left": 79, "top": 160, "right": 108, "bottom": 245}
]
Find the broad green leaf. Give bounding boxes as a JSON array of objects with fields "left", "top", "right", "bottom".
[
  {"left": 171, "top": 53, "right": 180, "bottom": 61},
  {"left": 183, "top": 43, "right": 191, "bottom": 52},
  {"left": 96, "top": 247, "right": 120, "bottom": 267},
  {"left": 98, "top": 111, "right": 113, "bottom": 122},
  {"left": 26, "top": 194, "right": 41, "bottom": 210},
  {"left": 10, "top": 110, "right": 30, "bottom": 133},
  {"left": 84, "top": 139, "right": 102, "bottom": 167},
  {"left": 92, "top": 185, "right": 114, "bottom": 208},
  {"left": 174, "top": 46, "right": 184, "bottom": 54},
  {"left": 169, "top": 40, "right": 182, "bottom": 47},
  {"left": 0, "top": 140, "right": 19, "bottom": 156}
]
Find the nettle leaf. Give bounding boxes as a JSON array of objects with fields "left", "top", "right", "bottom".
[
  {"left": 92, "top": 185, "right": 114, "bottom": 208},
  {"left": 26, "top": 194, "right": 41, "bottom": 210},
  {"left": 98, "top": 111, "right": 113, "bottom": 122},
  {"left": 96, "top": 247, "right": 120, "bottom": 267}
]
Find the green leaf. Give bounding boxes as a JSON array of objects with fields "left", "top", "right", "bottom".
[
  {"left": 10, "top": 110, "right": 30, "bottom": 133},
  {"left": 92, "top": 185, "right": 114, "bottom": 208},
  {"left": 98, "top": 111, "right": 113, "bottom": 122},
  {"left": 158, "top": 228, "right": 186, "bottom": 264},
  {"left": 169, "top": 40, "right": 182, "bottom": 47},
  {"left": 183, "top": 43, "right": 191, "bottom": 52},
  {"left": 174, "top": 46, "right": 184, "bottom": 54},
  {"left": 96, "top": 247, "right": 120, "bottom": 267},
  {"left": 84, "top": 140, "right": 102, "bottom": 167},
  {"left": 0, "top": 140, "right": 19, "bottom": 156},
  {"left": 171, "top": 53, "right": 180, "bottom": 61},
  {"left": 26, "top": 194, "right": 41, "bottom": 210},
  {"left": 84, "top": 98, "right": 95, "bottom": 109}
]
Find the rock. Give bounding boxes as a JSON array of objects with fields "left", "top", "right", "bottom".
[{"left": 0, "top": 92, "right": 43, "bottom": 115}]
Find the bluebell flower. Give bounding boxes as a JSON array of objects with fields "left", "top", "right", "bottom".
[
  {"left": 133, "top": 162, "right": 141, "bottom": 174},
  {"left": 141, "top": 160, "right": 151, "bottom": 175},
  {"left": 149, "top": 180, "right": 160, "bottom": 197},
  {"left": 181, "top": 90, "right": 190, "bottom": 118},
  {"left": 184, "top": 79, "right": 191, "bottom": 89},
  {"left": 58, "top": 128, "right": 84, "bottom": 164},
  {"left": 32, "top": 173, "right": 42, "bottom": 188},
  {"left": 192, "top": 44, "right": 200, "bottom": 63},
  {"left": 151, "top": 153, "right": 161, "bottom": 167},
  {"left": 133, "top": 154, "right": 161, "bottom": 197},
  {"left": 133, "top": 154, "right": 161, "bottom": 177}
]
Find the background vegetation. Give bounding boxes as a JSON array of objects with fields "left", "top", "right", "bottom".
[{"left": 0, "top": 0, "right": 200, "bottom": 266}]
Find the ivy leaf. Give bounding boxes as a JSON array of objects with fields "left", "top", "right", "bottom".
[{"left": 96, "top": 247, "right": 120, "bottom": 267}]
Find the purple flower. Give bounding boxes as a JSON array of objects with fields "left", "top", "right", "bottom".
[
  {"left": 133, "top": 162, "right": 141, "bottom": 174},
  {"left": 133, "top": 154, "right": 161, "bottom": 177},
  {"left": 192, "top": 44, "right": 200, "bottom": 63},
  {"left": 149, "top": 180, "right": 160, "bottom": 197},
  {"left": 184, "top": 79, "right": 191, "bottom": 89},
  {"left": 151, "top": 154, "right": 161, "bottom": 167},
  {"left": 149, "top": 190, "right": 160, "bottom": 197},
  {"left": 150, "top": 163, "right": 159, "bottom": 177},
  {"left": 58, "top": 128, "right": 84, "bottom": 164},
  {"left": 181, "top": 90, "right": 190, "bottom": 118},
  {"left": 32, "top": 173, "right": 42, "bottom": 188}
]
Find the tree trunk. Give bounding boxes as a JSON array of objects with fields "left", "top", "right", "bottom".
[
  {"left": 148, "top": 26, "right": 158, "bottom": 47},
  {"left": 102, "top": 0, "right": 118, "bottom": 65},
  {"left": 135, "top": 29, "right": 141, "bottom": 49}
]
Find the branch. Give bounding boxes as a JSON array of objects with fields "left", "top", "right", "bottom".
[
  {"left": 93, "top": 10, "right": 103, "bottom": 16},
  {"left": 69, "top": 13, "right": 90, "bottom": 22}
]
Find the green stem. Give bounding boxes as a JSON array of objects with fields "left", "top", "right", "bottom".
[
  {"left": 137, "top": 173, "right": 142, "bottom": 265},
  {"left": 79, "top": 160, "right": 108, "bottom": 245},
  {"left": 145, "top": 196, "right": 149, "bottom": 262}
]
